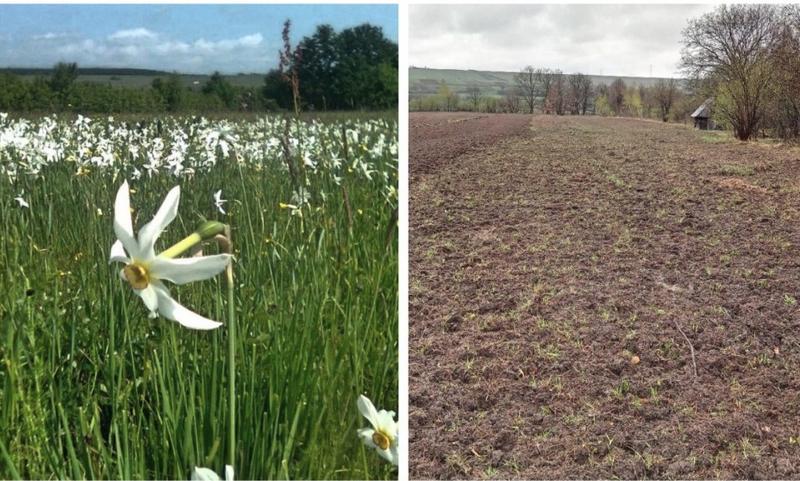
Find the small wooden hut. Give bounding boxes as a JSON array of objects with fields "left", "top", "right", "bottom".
[{"left": 691, "top": 98, "right": 714, "bottom": 130}]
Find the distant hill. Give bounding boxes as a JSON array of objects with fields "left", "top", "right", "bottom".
[
  {"left": 410, "top": 67, "right": 685, "bottom": 98},
  {"left": 0, "top": 67, "right": 266, "bottom": 89}
]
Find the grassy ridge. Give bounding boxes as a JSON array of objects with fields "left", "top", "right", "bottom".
[
  {"left": 0, "top": 116, "right": 398, "bottom": 479},
  {"left": 410, "top": 66, "right": 682, "bottom": 98}
]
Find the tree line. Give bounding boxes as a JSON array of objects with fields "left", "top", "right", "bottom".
[
  {"left": 0, "top": 22, "right": 397, "bottom": 114},
  {"left": 412, "top": 5, "right": 799, "bottom": 142},
  {"left": 0, "top": 65, "right": 274, "bottom": 114},
  {"left": 263, "top": 22, "right": 397, "bottom": 112},
  {"left": 410, "top": 72, "right": 687, "bottom": 123}
]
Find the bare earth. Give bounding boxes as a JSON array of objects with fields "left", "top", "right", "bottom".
[{"left": 410, "top": 113, "right": 800, "bottom": 479}]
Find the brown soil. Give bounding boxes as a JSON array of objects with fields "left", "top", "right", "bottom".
[
  {"left": 410, "top": 113, "right": 531, "bottom": 176},
  {"left": 410, "top": 113, "right": 800, "bottom": 479}
]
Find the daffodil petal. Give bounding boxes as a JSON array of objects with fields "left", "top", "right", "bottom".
[
  {"left": 138, "top": 185, "right": 180, "bottom": 258},
  {"left": 154, "top": 285, "right": 222, "bottom": 330},
  {"left": 358, "top": 427, "right": 399, "bottom": 466},
  {"left": 358, "top": 427, "right": 377, "bottom": 449},
  {"left": 191, "top": 467, "right": 221, "bottom": 481},
  {"left": 113, "top": 180, "right": 140, "bottom": 258},
  {"left": 109, "top": 239, "right": 129, "bottom": 264},
  {"left": 376, "top": 410, "right": 399, "bottom": 436},
  {"left": 357, "top": 395, "right": 381, "bottom": 429},
  {"left": 224, "top": 465, "right": 234, "bottom": 481},
  {"left": 136, "top": 285, "right": 159, "bottom": 314},
  {"left": 382, "top": 444, "right": 399, "bottom": 465},
  {"left": 149, "top": 254, "right": 231, "bottom": 285}
]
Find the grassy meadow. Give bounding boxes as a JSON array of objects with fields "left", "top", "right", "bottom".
[{"left": 0, "top": 112, "right": 398, "bottom": 479}]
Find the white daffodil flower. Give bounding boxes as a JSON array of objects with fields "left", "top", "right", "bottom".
[
  {"left": 213, "top": 189, "right": 227, "bottom": 215},
  {"left": 191, "top": 465, "right": 233, "bottom": 481},
  {"left": 109, "top": 180, "right": 231, "bottom": 330},
  {"left": 14, "top": 194, "right": 29, "bottom": 208},
  {"left": 357, "top": 394, "right": 399, "bottom": 465}
]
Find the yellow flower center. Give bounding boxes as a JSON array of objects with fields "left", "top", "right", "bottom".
[
  {"left": 372, "top": 430, "right": 392, "bottom": 451},
  {"left": 123, "top": 262, "right": 150, "bottom": 290}
]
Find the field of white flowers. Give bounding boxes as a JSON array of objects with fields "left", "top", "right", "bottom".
[{"left": 0, "top": 113, "right": 398, "bottom": 479}]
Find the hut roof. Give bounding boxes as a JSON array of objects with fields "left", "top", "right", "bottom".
[{"left": 691, "top": 98, "right": 713, "bottom": 118}]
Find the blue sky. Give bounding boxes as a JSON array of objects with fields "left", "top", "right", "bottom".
[{"left": 0, "top": 4, "right": 397, "bottom": 74}]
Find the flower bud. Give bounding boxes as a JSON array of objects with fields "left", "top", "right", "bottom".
[{"left": 196, "top": 220, "right": 226, "bottom": 240}]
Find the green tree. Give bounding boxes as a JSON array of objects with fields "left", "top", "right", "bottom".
[
  {"left": 262, "top": 69, "right": 293, "bottom": 110},
  {"left": 267, "top": 22, "right": 396, "bottom": 111},
  {"left": 624, "top": 86, "right": 643, "bottom": 117},
  {"left": 48, "top": 62, "right": 79, "bottom": 109},
  {"left": 594, "top": 94, "right": 613, "bottom": 116},
  {"left": 376, "top": 62, "right": 398, "bottom": 108},
  {"left": 0, "top": 73, "right": 26, "bottom": 111},
  {"left": 152, "top": 74, "right": 184, "bottom": 112},
  {"left": 297, "top": 24, "right": 339, "bottom": 110},
  {"left": 333, "top": 24, "right": 397, "bottom": 109},
  {"left": 202, "top": 71, "right": 236, "bottom": 109}
]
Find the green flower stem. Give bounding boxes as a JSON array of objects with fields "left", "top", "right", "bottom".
[
  {"left": 158, "top": 221, "right": 226, "bottom": 259},
  {"left": 224, "top": 225, "right": 236, "bottom": 468}
]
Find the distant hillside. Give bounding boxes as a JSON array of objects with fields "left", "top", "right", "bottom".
[
  {"left": 0, "top": 67, "right": 266, "bottom": 89},
  {"left": 410, "top": 67, "right": 685, "bottom": 98}
]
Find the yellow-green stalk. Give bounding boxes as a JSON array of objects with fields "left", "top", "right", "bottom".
[{"left": 158, "top": 221, "right": 226, "bottom": 259}]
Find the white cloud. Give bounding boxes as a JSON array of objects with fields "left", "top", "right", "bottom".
[
  {"left": 20, "top": 29, "right": 269, "bottom": 73},
  {"left": 237, "top": 33, "right": 263, "bottom": 47},
  {"left": 33, "top": 32, "right": 66, "bottom": 41},
  {"left": 154, "top": 40, "right": 191, "bottom": 55},
  {"left": 58, "top": 39, "right": 108, "bottom": 57},
  {"left": 108, "top": 28, "right": 157, "bottom": 41},
  {"left": 193, "top": 33, "right": 263, "bottom": 52}
]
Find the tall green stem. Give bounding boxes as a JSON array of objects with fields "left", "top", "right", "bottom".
[
  {"left": 224, "top": 225, "right": 236, "bottom": 469},
  {"left": 158, "top": 221, "right": 225, "bottom": 260}
]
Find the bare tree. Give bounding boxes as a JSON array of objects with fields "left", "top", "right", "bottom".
[
  {"left": 551, "top": 70, "right": 566, "bottom": 115},
  {"left": 466, "top": 85, "right": 482, "bottom": 112},
  {"left": 608, "top": 78, "right": 626, "bottom": 115},
  {"left": 535, "top": 68, "right": 556, "bottom": 113},
  {"left": 502, "top": 86, "right": 522, "bottom": 113},
  {"left": 681, "top": 5, "right": 778, "bottom": 140},
  {"left": 514, "top": 66, "right": 537, "bottom": 114},
  {"left": 765, "top": 5, "right": 800, "bottom": 138},
  {"left": 569, "top": 73, "right": 593, "bottom": 115},
  {"left": 639, "top": 84, "right": 653, "bottom": 118},
  {"left": 653, "top": 79, "right": 678, "bottom": 122}
]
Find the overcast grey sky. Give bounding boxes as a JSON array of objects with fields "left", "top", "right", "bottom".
[{"left": 410, "top": 4, "right": 718, "bottom": 78}]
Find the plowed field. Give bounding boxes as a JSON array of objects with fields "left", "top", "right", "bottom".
[{"left": 410, "top": 113, "right": 800, "bottom": 479}]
